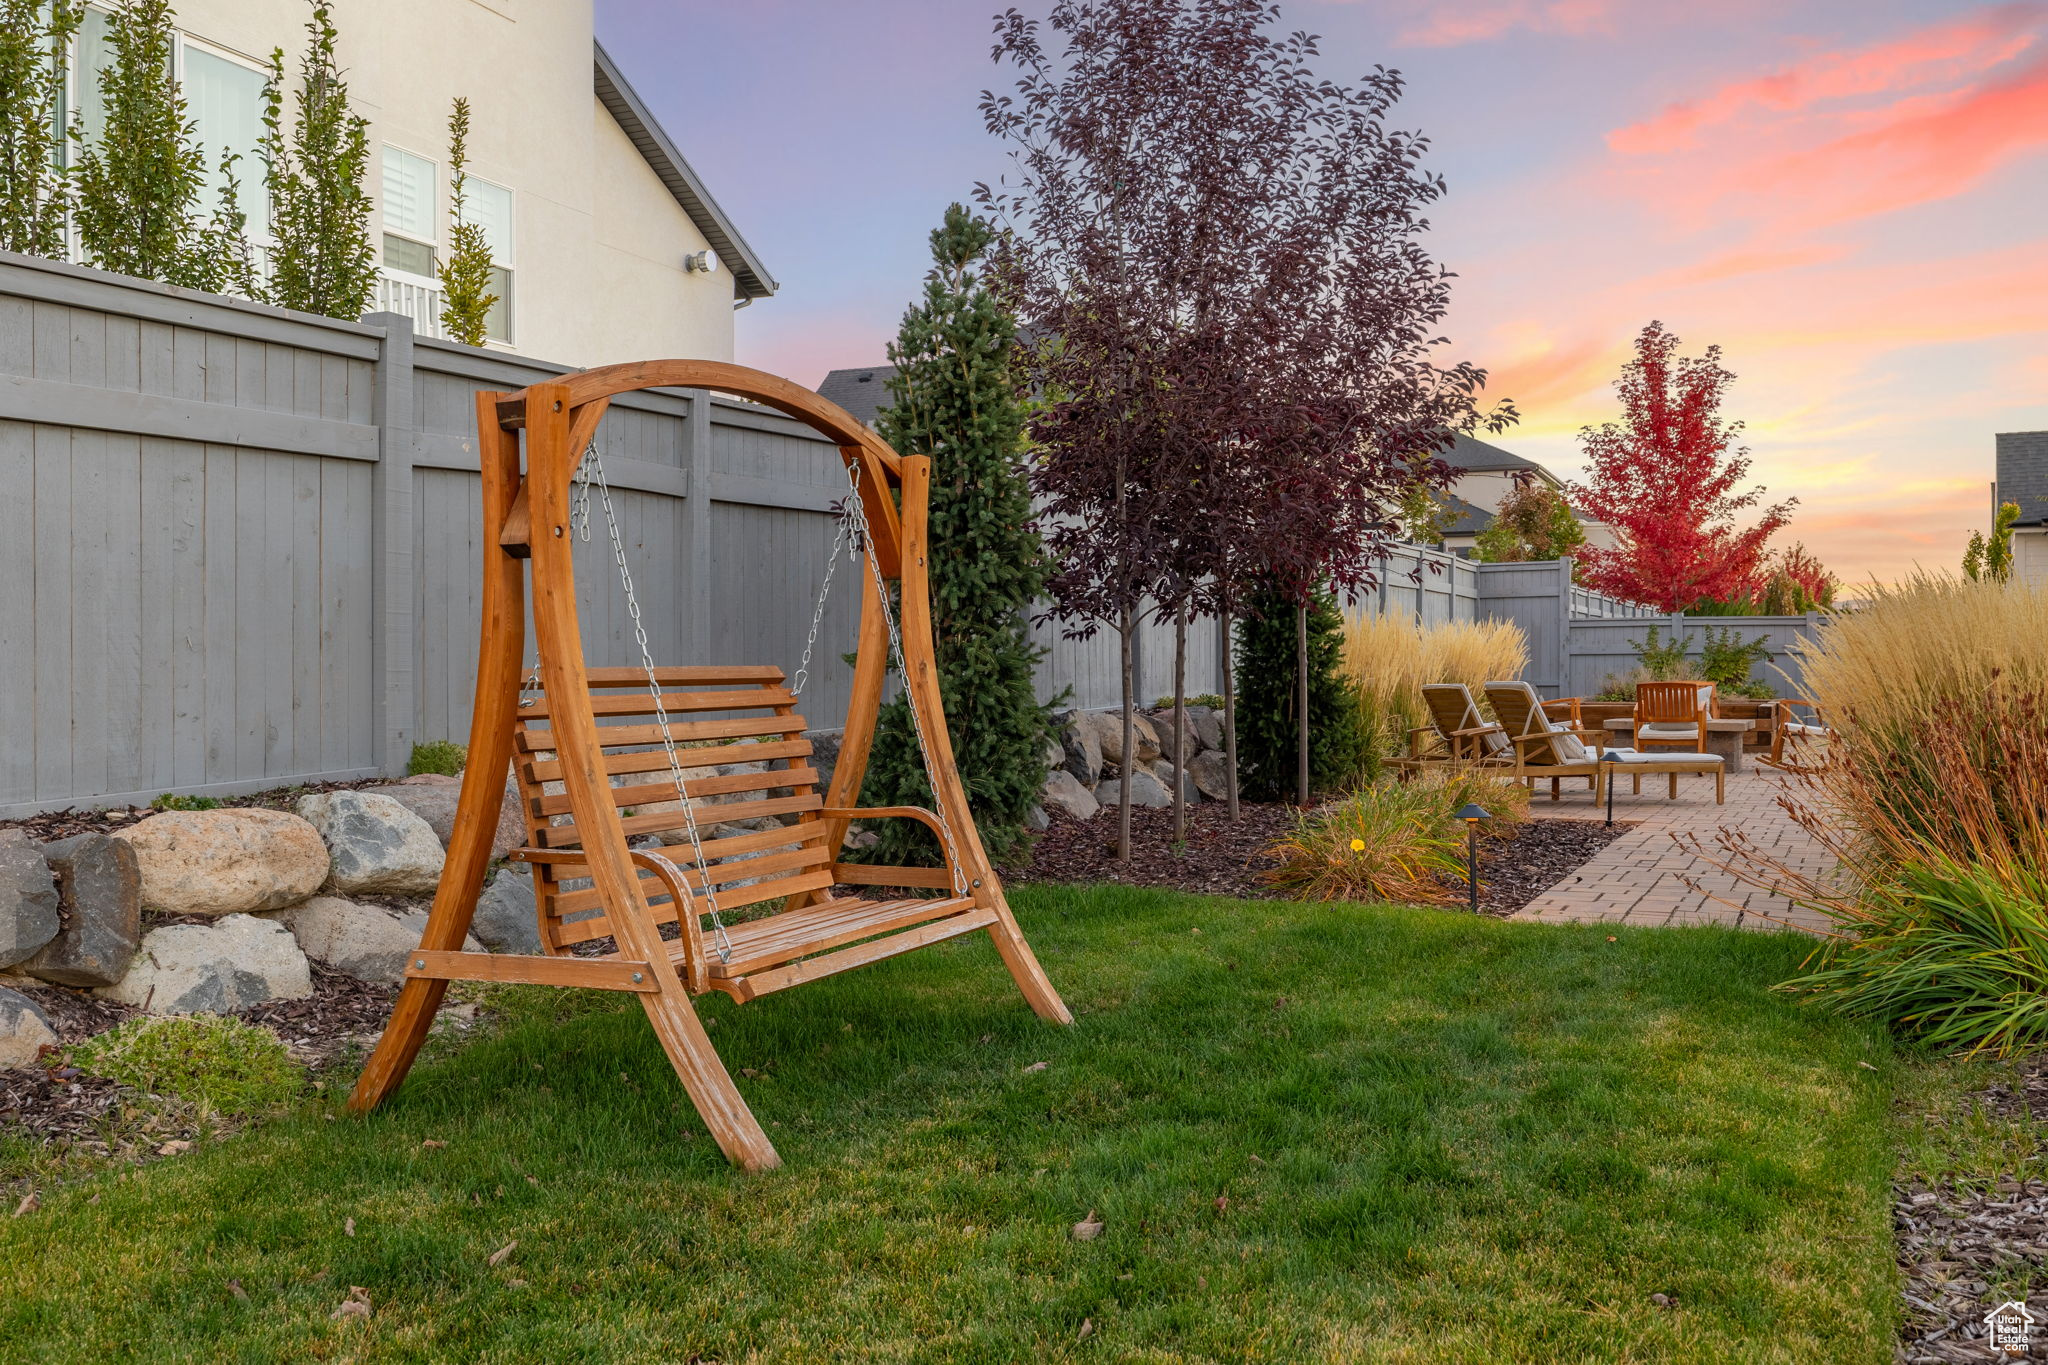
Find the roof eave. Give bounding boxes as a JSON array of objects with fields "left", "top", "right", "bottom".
[{"left": 593, "top": 41, "right": 778, "bottom": 302}]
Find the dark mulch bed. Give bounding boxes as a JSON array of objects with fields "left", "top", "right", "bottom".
[
  {"left": 1469, "top": 818, "right": 1632, "bottom": 916},
  {"left": 0, "top": 778, "right": 389, "bottom": 843},
  {"left": 1013, "top": 801, "right": 1298, "bottom": 900},
  {"left": 1897, "top": 1056, "right": 2048, "bottom": 1363},
  {"left": 1014, "top": 802, "right": 1630, "bottom": 915},
  {"left": 237, "top": 963, "right": 399, "bottom": 1068}
]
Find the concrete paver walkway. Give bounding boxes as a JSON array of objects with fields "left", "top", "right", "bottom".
[{"left": 1510, "top": 767, "right": 1835, "bottom": 933}]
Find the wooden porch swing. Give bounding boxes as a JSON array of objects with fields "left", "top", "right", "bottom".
[{"left": 347, "top": 362, "right": 1072, "bottom": 1172}]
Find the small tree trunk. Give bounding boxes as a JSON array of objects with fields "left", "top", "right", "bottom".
[
  {"left": 1295, "top": 601, "right": 1310, "bottom": 805},
  {"left": 1117, "top": 600, "right": 1135, "bottom": 861},
  {"left": 1171, "top": 599, "right": 1187, "bottom": 845},
  {"left": 1221, "top": 602, "right": 1240, "bottom": 822}
]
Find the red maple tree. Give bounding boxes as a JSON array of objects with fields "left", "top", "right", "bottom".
[{"left": 1569, "top": 321, "right": 1793, "bottom": 611}]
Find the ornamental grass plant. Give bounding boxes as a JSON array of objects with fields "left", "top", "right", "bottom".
[
  {"left": 1694, "top": 572, "right": 2048, "bottom": 1054},
  {"left": 1340, "top": 614, "right": 1528, "bottom": 771},
  {"left": 1259, "top": 771, "right": 1531, "bottom": 905}
]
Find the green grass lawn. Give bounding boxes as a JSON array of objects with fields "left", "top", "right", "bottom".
[{"left": 0, "top": 884, "right": 1903, "bottom": 1363}]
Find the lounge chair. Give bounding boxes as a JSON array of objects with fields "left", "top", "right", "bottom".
[
  {"left": 1484, "top": 679, "right": 1725, "bottom": 804},
  {"left": 1396, "top": 683, "right": 1514, "bottom": 771}
]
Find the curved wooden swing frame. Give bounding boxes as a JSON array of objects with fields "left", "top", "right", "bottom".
[{"left": 347, "top": 361, "right": 1072, "bottom": 1172}]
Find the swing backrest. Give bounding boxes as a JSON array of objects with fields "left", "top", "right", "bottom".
[{"left": 510, "top": 665, "right": 834, "bottom": 952}]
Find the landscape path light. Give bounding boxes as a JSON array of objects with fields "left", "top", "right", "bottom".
[{"left": 1455, "top": 803, "right": 1490, "bottom": 914}]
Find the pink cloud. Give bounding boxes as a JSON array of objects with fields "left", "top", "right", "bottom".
[
  {"left": 1610, "top": 3, "right": 2045, "bottom": 153},
  {"left": 1386, "top": 0, "right": 1619, "bottom": 48}
]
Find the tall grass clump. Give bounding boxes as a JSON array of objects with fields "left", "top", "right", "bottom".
[
  {"left": 1341, "top": 614, "right": 1527, "bottom": 769},
  {"left": 1700, "top": 572, "right": 2048, "bottom": 1053},
  {"left": 1260, "top": 770, "right": 1530, "bottom": 905}
]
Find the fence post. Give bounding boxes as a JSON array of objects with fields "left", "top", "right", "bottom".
[
  {"left": 1553, "top": 557, "right": 1573, "bottom": 698},
  {"left": 365, "top": 312, "right": 416, "bottom": 778},
  {"left": 684, "top": 389, "right": 713, "bottom": 661}
]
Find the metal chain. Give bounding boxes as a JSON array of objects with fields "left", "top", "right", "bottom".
[
  {"left": 844, "top": 467, "right": 969, "bottom": 896},
  {"left": 573, "top": 440, "right": 734, "bottom": 964},
  {"left": 790, "top": 464, "right": 856, "bottom": 700}
]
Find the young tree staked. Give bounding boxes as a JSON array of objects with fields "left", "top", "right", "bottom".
[{"left": 981, "top": 0, "right": 1511, "bottom": 841}]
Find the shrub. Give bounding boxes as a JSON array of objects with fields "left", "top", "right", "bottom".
[
  {"left": 407, "top": 739, "right": 467, "bottom": 777},
  {"left": 1235, "top": 585, "right": 1366, "bottom": 801},
  {"left": 150, "top": 793, "right": 222, "bottom": 811},
  {"left": 1153, "top": 694, "right": 1225, "bottom": 710},
  {"left": 1260, "top": 783, "right": 1462, "bottom": 905},
  {"left": 1626, "top": 624, "right": 1690, "bottom": 679},
  {"left": 1696, "top": 625, "right": 1771, "bottom": 690},
  {"left": 1339, "top": 613, "right": 1527, "bottom": 766},
  {"left": 75, "top": 1014, "right": 303, "bottom": 1114}
]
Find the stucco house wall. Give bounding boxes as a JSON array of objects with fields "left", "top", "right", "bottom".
[{"left": 120, "top": 0, "right": 766, "bottom": 365}]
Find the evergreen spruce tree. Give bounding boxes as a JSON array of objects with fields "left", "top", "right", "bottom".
[
  {"left": 262, "top": 1, "right": 376, "bottom": 319},
  {"left": 436, "top": 98, "right": 498, "bottom": 346},
  {"left": 857, "top": 203, "right": 1057, "bottom": 866},
  {"left": 70, "top": 0, "right": 207, "bottom": 285},
  {"left": 1232, "top": 584, "right": 1364, "bottom": 801},
  {"left": 0, "top": 0, "right": 83, "bottom": 258}
]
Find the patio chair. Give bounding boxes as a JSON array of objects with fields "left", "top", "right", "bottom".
[
  {"left": 1397, "top": 683, "right": 1513, "bottom": 771},
  {"left": 1485, "top": 679, "right": 1726, "bottom": 805},
  {"left": 1482, "top": 679, "right": 1610, "bottom": 800},
  {"left": 1758, "top": 698, "right": 1830, "bottom": 774},
  {"left": 1633, "top": 681, "right": 1717, "bottom": 753}
]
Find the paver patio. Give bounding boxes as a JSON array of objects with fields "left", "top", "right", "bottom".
[{"left": 1511, "top": 767, "right": 1835, "bottom": 932}]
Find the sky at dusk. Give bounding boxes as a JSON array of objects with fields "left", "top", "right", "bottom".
[{"left": 595, "top": 0, "right": 2048, "bottom": 585}]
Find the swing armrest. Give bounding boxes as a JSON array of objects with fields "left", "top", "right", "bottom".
[
  {"left": 820, "top": 806, "right": 966, "bottom": 889},
  {"left": 505, "top": 846, "right": 708, "bottom": 987}
]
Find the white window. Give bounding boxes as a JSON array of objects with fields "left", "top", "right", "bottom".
[
  {"left": 381, "top": 146, "right": 437, "bottom": 279},
  {"left": 178, "top": 38, "right": 267, "bottom": 227},
  {"left": 463, "top": 175, "right": 514, "bottom": 342},
  {"left": 66, "top": 14, "right": 269, "bottom": 236}
]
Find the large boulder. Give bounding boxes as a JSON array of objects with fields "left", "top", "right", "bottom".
[
  {"left": 358, "top": 778, "right": 526, "bottom": 859},
  {"left": 1151, "top": 707, "right": 1210, "bottom": 765},
  {"left": 1098, "top": 711, "right": 1162, "bottom": 767},
  {"left": 262, "top": 897, "right": 480, "bottom": 985},
  {"left": 24, "top": 834, "right": 141, "bottom": 988},
  {"left": 1187, "top": 749, "right": 1234, "bottom": 801},
  {"left": 0, "top": 986, "right": 57, "bottom": 1070},
  {"left": 1058, "top": 711, "right": 1105, "bottom": 787},
  {"left": 1095, "top": 770, "right": 1171, "bottom": 809},
  {"left": 1040, "top": 770, "right": 1100, "bottom": 823},
  {"left": 0, "top": 844, "right": 60, "bottom": 969},
  {"left": 471, "top": 868, "right": 542, "bottom": 955},
  {"left": 296, "top": 792, "right": 445, "bottom": 897},
  {"left": 97, "top": 916, "right": 312, "bottom": 1015},
  {"left": 1150, "top": 761, "right": 1203, "bottom": 805},
  {"left": 1190, "top": 706, "right": 1224, "bottom": 753},
  {"left": 113, "top": 809, "right": 328, "bottom": 917}
]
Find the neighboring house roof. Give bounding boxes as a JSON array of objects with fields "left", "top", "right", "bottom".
[
  {"left": 1436, "top": 493, "right": 1493, "bottom": 539},
  {"left": 1996, "top": 430, "right": 2048, "bottom": 526},
  {"left": 817, "top": 364, "right": 897, "bottom": 428},
  {"left": 1441, "top": 434, "right": 1560, "bottom": 486},
  {"left": 593, "top": 42, "right": 777, "bottom": 303}
]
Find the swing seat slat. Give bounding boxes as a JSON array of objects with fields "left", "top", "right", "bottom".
[{"left": 508, "top": 666, "right": 975, "bottom": 997}]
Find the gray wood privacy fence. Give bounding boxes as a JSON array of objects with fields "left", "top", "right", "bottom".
[
  {"left": 0, "top": 251, "right": 1232, "bottom": 814},
  {"left": 0, "top": 251, "right": 1829, "bottom": 814}
]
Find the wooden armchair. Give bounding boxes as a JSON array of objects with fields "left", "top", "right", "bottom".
[
  {"left": 1633, "top": 681, "right": 1716, "bottom": 753},
  {"left": 1759, "top": 698, "right": 1830, "bottom": 774}
]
